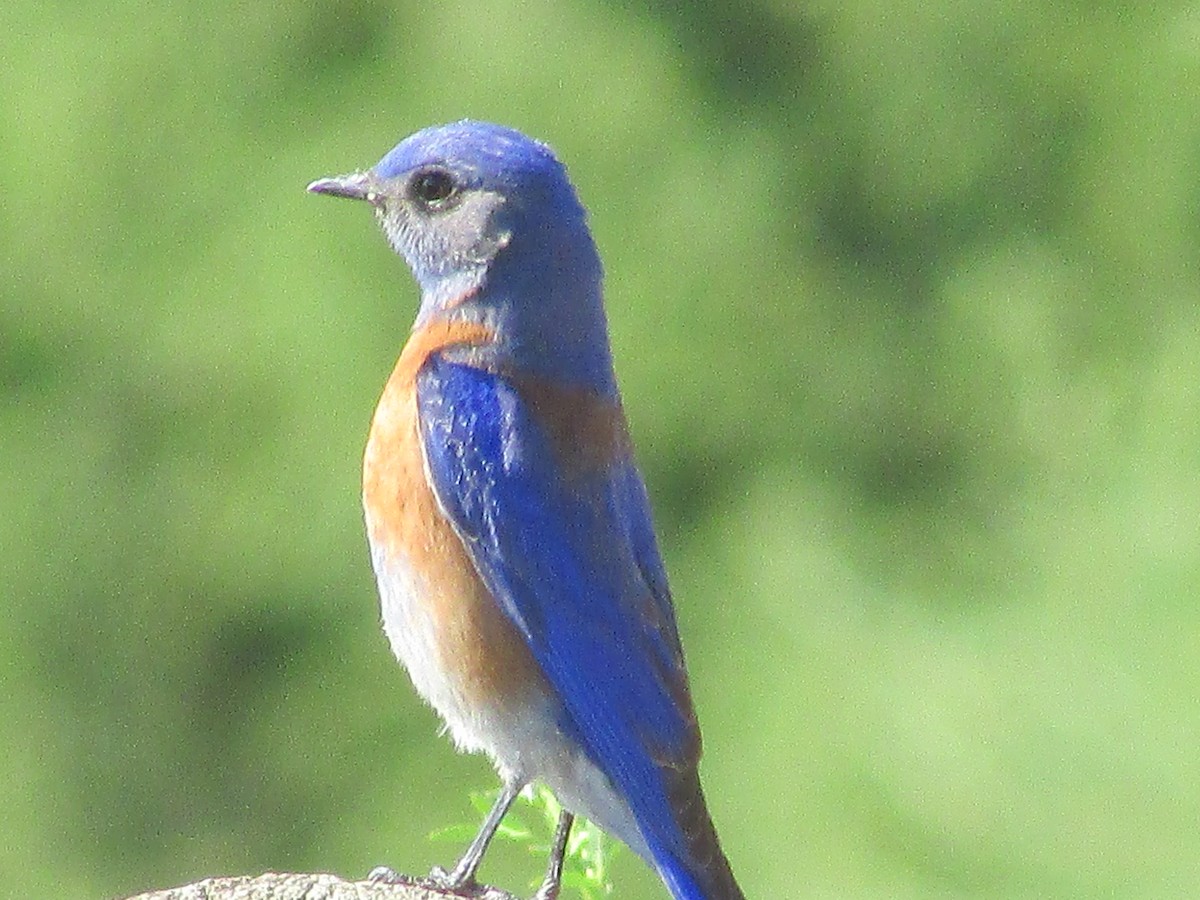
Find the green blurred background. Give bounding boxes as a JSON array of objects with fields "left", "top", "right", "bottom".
[{"left": 4, "top": 1, "right": 1200, "bottom": 897}]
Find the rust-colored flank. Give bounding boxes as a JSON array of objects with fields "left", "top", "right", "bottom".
[{"left": 362, "top": 317, "right": 545, "bottom": 705}]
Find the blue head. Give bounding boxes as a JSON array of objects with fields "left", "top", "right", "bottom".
[{"left": 310, "top": 121, "right": 615, "bottom": 393}]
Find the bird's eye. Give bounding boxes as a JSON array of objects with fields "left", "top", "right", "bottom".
[{"left": 408, "top": 167, "right": 459, "bottom": 210}]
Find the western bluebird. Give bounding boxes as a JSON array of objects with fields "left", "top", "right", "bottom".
[{"left": 308, "top": 121, "right": 743, "bottom": 900}]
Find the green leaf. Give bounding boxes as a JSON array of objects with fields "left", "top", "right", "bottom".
[{"left": 432, "top": 786, "right": 620, "bottom": 898}]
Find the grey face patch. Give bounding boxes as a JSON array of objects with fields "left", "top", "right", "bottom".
[{"left": 378, "top": 185, "right": 511, "bottom": 282}]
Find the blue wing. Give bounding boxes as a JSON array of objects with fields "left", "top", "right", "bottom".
[{"left": 416, "top": 354, "right": 700, "bottom": 860}]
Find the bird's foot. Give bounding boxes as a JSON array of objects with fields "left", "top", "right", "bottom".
[
  {"left": 366, "top": 865, "right": 512, "bottom": 899},
  {"left": 424, "top": 866, "right": 516, "bottom": 900},
  {"left": 367, "top": 866, "right": 420, "bottom": 886},
  {"left": 426, "top": 864, "right": 475, "bottom": 893}
]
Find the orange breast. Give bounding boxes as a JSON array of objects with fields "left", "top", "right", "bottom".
[{"left": 362, "top": 319, "right": 546, "bottom": 708}]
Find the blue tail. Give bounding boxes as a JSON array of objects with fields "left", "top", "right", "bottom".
[
  {"left": 649, "top": 819, "right": 745, "bottom": 900},
  {"left": 655, "top": 848, "right": 745, "bottom": 900}
]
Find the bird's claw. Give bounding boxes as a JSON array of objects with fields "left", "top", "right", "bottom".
[
  {"left": 367, "top": 866, "right": 419, "bottom": 885},
  {"left": 424, "top": 865, "right": 509, "bottom": 899},
  {"left": 426, "top": 864, "right": 471, "bottom": 891},
  {"left": 367, "top": 864, "right": 514, "bottom": 900}
]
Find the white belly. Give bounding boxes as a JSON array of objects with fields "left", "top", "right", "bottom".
[
  {"left": 370, "top": 541, "right": 651, "bottom": 862},
  {"left": 371, "top": 539, "right": 512, "bottom": 758}
]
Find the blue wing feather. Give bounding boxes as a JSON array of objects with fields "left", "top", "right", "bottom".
[{"left": 416, "top": 355, "right": 698, "bottom": 858}]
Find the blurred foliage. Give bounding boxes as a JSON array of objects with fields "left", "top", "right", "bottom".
[
  {"left": 432, "top": 786, "right": 621, "bottom": 899},
  {"left": 2, "top": 0, "right": 1199, "bottom": 897}
]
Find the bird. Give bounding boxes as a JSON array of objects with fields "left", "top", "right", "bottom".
[{"left": 308, "top": 121, "right": 744, "bottom": 900}]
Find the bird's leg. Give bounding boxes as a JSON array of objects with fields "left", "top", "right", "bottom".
[
  {"left": 532, "top": 810, "right": 574, "bottom": 900},
  {"left": 428, "top": 778, "right": 525, "bottom": 893}
]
